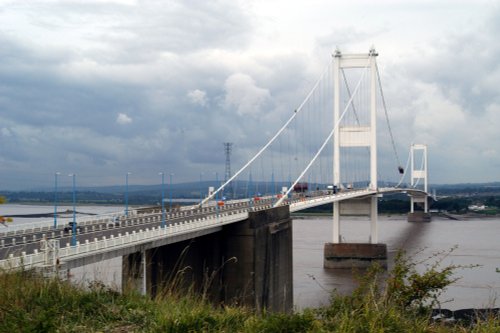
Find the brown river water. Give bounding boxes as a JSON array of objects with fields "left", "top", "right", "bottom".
[
  {"left": 293, "top": 215, "right": 500, "bottom": 310},
  {"left": 3, "top": 205, "right": 499, "bottom": 310}
]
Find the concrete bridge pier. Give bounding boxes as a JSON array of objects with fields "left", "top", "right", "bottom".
[
  {"left": 325, "top": 196, "right": 387, "bottom": 269},
  {"left": 408, "top": 195, "right": 431, "bottom": 222},
  {"left": 122, "top": 206, "right": 293, "bottom": 313}
]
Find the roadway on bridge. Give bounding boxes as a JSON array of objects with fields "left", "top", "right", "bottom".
[
  {"left": 0, "top": 199, "right": 267, "bottom": 258},
  {"left": 0, "top": 188, "right": 425, "bottom": 261}
]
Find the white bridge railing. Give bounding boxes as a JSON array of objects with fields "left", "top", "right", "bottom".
[{"left": 0, "top": 210, "right": 250, "bottom": 271}]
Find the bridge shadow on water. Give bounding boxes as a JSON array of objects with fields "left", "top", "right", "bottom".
[
  {"left": 293, "top": 216, "right": 433, "bottom": 309},
  {"left": 385, "top": 218, "right": 431, "bottom": 265}
]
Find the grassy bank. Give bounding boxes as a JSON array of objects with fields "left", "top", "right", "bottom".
[{"left": 0, "top": 252, "right": 499, "bottom": 332}]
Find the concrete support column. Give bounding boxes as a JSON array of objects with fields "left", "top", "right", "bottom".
[
  {"left": 122, "top": 249, "right": 152, "bottom": 295},
  {"left": 121, "top": 206, "right": 293, "bottom": 313},
  {"left": 141, "top": 250, "right": 147, "bottom": 295},
  {"left": 370, "top": 196, "right": 378, "bottom": 244},
  {"left": 223, "top": 206, "right": 293, "bottom": 313},
  {"left": 333, "top": 202, "right": 340, "bottom": 244}
]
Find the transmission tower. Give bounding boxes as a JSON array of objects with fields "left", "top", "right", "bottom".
[{"left": 223, "top": 142, "right": 233, "bottom": 198}]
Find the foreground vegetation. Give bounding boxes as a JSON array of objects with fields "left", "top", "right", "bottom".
[{"left": 0, "top": 251, "right": 498, "bottom": 332}]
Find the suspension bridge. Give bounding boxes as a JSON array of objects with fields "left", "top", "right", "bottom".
[{"left": 0, "top": 49, "right": 431, "bottom": 312}]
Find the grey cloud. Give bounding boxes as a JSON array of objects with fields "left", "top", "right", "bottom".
[
  {"left": 3, "top": 1, "right": 496, "bottom": 190},
  {"left": 407, "top": 6, "right": 500, "bottom": 115},
  {"left": 379, "top": 13, "right": 500, "bottom": 183},
  {"left": 21, "top": 0, "right": 254, "bottom": 64}
]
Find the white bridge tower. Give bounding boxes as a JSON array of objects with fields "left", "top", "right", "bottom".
[
  {"left": 408, "top": 144, "right": 431, "bottom": 222},
  {"left": 332, "top": 48, "right": 379, "bottom": 245},
  {"left": 325, "top": 48, "right": 387, "bottom": 269}
]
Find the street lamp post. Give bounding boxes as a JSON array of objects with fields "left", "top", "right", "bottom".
[
  {"left": 249, "top": 172, "right": 253, "bottom": 209},
  {"left": 159, "top": 172, "right": 165, "bottom": 228},
  {"left": 69, "top": 173, "right": 77, "bottom": 246},
  {"left": 215, "top": 171, "right": 219, "bottom": 216},
  {"left": 169, "top": 173, "right": 173, "bottom": 217},
  {"left": 53, "top": 172, "right": 60, "bottom": 229},
  {"left": 199, "top": 172, "right": 204, "bottom": 205},
  {"left": 125, "top": 172, "right": 131, "bottom": 217}
]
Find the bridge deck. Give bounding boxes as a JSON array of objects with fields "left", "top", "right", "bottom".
[{"left": 0, "top": 187, "right": 427, "bottom": 270}]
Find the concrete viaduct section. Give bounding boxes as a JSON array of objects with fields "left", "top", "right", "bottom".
[{"left": 122, "top": 206, "right": 293, "bottom": 313}]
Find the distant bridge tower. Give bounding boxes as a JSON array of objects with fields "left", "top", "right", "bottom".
[
  {"left": 223, "top": 142, "right": 233, "bottom": 199},
  {"left": 408, "top": 144, "right": 431, "bottom": 222}
]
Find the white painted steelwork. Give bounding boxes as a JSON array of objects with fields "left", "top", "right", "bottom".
[
  {"left": 332, "top": 48, "right": 378, "bottom": 244},
  {"left": 410, "top": 144, "right": 429, "bottom": 213}
]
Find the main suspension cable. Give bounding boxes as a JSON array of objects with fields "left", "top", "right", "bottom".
[
  {"left": 274, "top": 64, "right": 369, "bottom": 207},
  {"left": 197, "top": 62, "right": 332, "bottom": 207},
  {"left": 375, "top": 62, "right": 403, "bottom": 172}
]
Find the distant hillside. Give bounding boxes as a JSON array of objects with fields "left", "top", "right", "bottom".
[
  {"left": 1, "top": 180, "right": 294, "bottom": 205},
  {"left": 1, "top": 181, "right": 499, "bottom": 206}
]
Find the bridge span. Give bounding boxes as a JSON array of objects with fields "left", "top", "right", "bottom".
[{"left": 0, "top": 187, "right": 424, "bottom": 266}]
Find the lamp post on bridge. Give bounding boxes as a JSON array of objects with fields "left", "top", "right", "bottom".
[
  {"left": 248, "top": 172, "right": 253, "bottom": 209},
  {"left": 215, "top": 171, "right": 219, "bottom": 216},
  {"left": 125, "top": 172, "right": 132, "bottom": 217},
  {"left": 169, "top": 173, "right": 174, "bottom": 217},
  {"left": 53, "top": 172, "right": 60, "bottom": 229},
  {"left": 68, "top": 173, "right": 77, "bottom": 246},
  {"left": 159, "top": 172, "right": 166, "bottom": 228},
  {"left": 199, "top": 172, "right": 204, "bottom": 205}
]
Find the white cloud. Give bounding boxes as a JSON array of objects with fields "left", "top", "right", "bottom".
[
  {"left": 223, "top": 73, "right": 271, "bottom": 116},
  {"left": 116, "top": 113, "right": 132, "bottom": 125},
  {"left": 187, "top": 89, "right": 208, "bottom": 107},
  {"left": 0, "top": 128, "right": 12, "bottom": 137}
]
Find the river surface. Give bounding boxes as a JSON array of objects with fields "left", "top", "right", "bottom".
[
  {"left": 2, "top": 204, "right": 499, "bottom": 310},
  {"left": 293, "top": 215, "right": 500, "bottom": 310}
]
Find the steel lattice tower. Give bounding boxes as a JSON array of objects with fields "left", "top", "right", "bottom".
[{"left": 223, "top": 142, "right": 233, "bottom": 198}]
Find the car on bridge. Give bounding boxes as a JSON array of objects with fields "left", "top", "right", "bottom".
[
  {"left": 107, "top": 216, "right": 121, "bottom": 227},
  {"left": 63, "top": 222, "right": 82, "bottom": 233}
]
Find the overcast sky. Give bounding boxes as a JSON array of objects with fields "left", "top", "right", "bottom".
[{"left": 0, "top": 0, "right": 499, "bottom": 190}]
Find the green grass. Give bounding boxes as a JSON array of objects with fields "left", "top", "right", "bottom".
[{"left": 0, "top": 251, "right": 499, "bottom": 332}]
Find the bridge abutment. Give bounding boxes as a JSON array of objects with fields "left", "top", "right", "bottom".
[{"left": 122, "top": 205, "right": 293, "bottom": 312}]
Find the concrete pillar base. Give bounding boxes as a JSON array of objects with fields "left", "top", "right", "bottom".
[
  {"left": 324, "top": 243, "right": 387, "bottom": 269},
  {"left": 408, "top": 212, "right": 431, "bottom": 222}
]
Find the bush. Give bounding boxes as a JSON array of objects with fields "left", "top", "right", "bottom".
[
  {"left": 314, "top": 248, "right": 492, "bottom": 332},
  {"left": 0, "top": 249, "right": 498, "bottom": 332}
]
